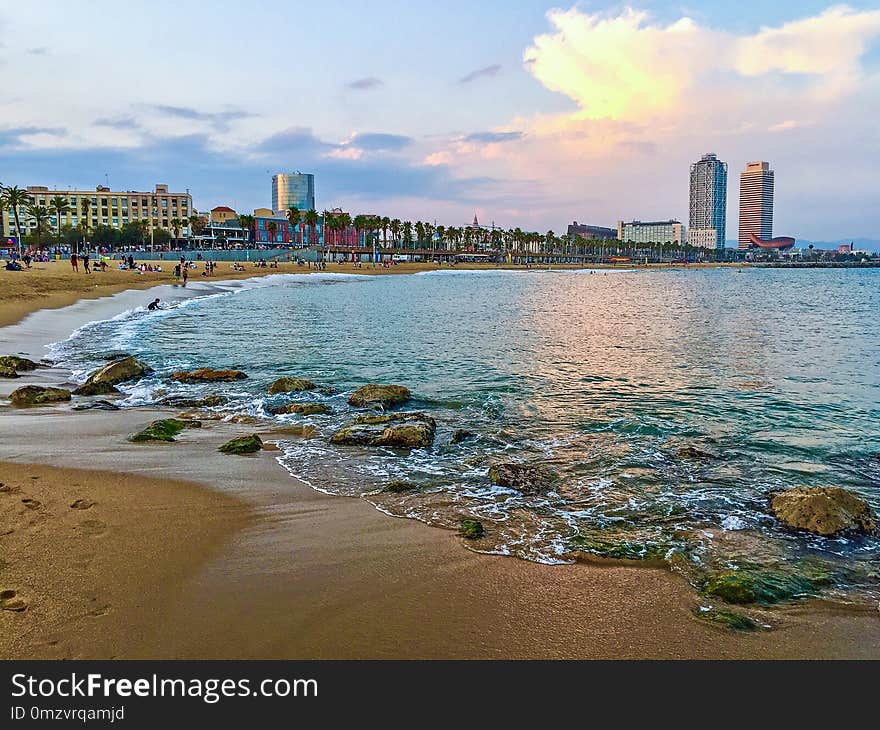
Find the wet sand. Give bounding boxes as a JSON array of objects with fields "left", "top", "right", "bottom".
[{"left": 2, "top": 273, "right": 878, "bottom": 659}]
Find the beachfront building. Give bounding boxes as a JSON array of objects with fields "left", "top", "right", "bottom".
[
  {"left": 738, "top": 161, "right": 774, "bottom": 250},
  {"left": 688, "top": 153, "right": 727, "bottom": 251},
  {"left": 1, "top": 183, "right": 192, "bottom": 239},
  {"left": 617, "top": 219, "right": 684, "bottom": 245},
  {"left": 567, "top": 222, "right": 616, "bottom": 240},
  {"left": 253, "top": 208, "right": 297, "bottom": 245},
  {"left": 271, "top": 172, "right": 315, "bottom": 213},
  {"left": 209, "top": 205, "right": 238, "bottom": 225}
]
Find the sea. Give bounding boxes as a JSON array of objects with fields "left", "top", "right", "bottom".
[{"left": 48, "top": 267, "right": 880, "bottom": 606}]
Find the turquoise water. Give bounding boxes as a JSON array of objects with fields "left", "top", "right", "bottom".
[{"left": 52, "top": 268, "right": 880, "bottom": 604}]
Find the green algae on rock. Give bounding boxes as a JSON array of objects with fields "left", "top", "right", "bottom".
[
  {"left": 459, "top": 519, "right": 485, "bottom": 539},
  {"left": 218, "top": 434, "right": 263, "bottom": 454},
  {"left": 9, "top": 385, "right": 71, "bottom": 406},
  {"left": 347, "top": 384, "right": 411, "bottom": 409},
  {"left": 267, "top": 377, "right": 317, "bottom": 394},
  {"left": 130, "top": 418, "right": 199, "bottom": 443}
]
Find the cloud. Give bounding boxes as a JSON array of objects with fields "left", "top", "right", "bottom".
[
  {"left": 463, "top": 131, "right": 524, "bottom": 144},
  {"left": 146, "top": 105, "right": 253, "bottom": 130},
  {"left": 458, "top": 64, "right": 501, "bottom": 84},
  {"left": 27, "top": 47, "right": 48, "bottom": 55},
  {"left": 346, "top": 77, "right": 383, "bottom": 90},
  {"left": 348, "top": 133, "right": 412, "bottom": 151},
  {"left": 94, "top": 116, "right": 139, "bottom": 130},
  {"left": 0, "top": 126, "right": 66, "bottom": 148}
]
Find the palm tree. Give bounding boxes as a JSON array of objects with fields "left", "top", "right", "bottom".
[
  {"left": 286, "top": 206, "right": 301, "bottom": 245},
  {"left": 50, "top": 195, "right": 70, "bottom": 240},
  {"left": 27, "top": 204, "right": 51, "bottom": 249},
  {"left": 169, "top": 217, "right": 183, "bottom": 248},
  {"left": 267, "top": 220, "right": 278, "bottom": 243},
  {"left": 1, "top": 185, "right": 30, "bottom": 255},
  {"left": 390, "top": 218, "right": 401, "bottom": 246},
  {"left": 381, "top": 216, "right": 390, "bottom": 246},
  {"left": 304, "top": 209, "right": 319, "bottom": 247},
  {"left": 402, "top": 221, "right": 413, "bottom": 248},
  {"left": 238, "top": 214, "right": 254, "bottom": 247}
]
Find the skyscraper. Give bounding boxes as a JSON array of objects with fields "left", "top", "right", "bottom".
[
  {"left": 271, "top": 172, "right": 315, "bottom": 212},
  {"left": 738, "top": 161, "right": 774, "bottom": 250},
  {"left": 688, "top": 153, "right": 727, "bottom": 251}
]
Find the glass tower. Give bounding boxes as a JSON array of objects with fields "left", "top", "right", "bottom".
[
  {"left": 272, "top": 172, "right": 316, "bottom": 212},
  {"left": 688, "top": 153, "right": 728, "bottom": 251},
  {"left": 738, "top": 161, "right": 774, "bottom": 250}
]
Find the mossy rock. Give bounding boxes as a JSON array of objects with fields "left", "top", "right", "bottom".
[
  {"left": 267, "top": 377, "right": 317, "bottom": 394},
  {"left": 266, "top": 402, "right": 331, "bottom": 416},
  {"left": 770, "top": 486, "right": 876, "bottom": 536},
  {"left": 9, "top": 385, "right": 71, "bottom": 406},
  {"left": 383, "top": 480, "right": 419, "bottom": 493},
  {"left": 0, "top": 355, "right": 39, "bottom": 372},
  {"left": 130, "top": 418, "right": 196, "bottom": 442},
  {"left": 170, "top": 368, "right": 248, "bottom": 383},
  {"left": 488, "top": 462, "right": 558, "bottom": 495},
  {"left": 451, "top": 429, "right": 475, "bottom": 444},
  {"left": 695, "top": 608, "right": 759, "bottom": 632},
  {"left": 330, "top": 411, "right": 435, "bottom": 448},
  {"left": 677, "top": 446, "right": 721, "bottom": 460},
  {"left": 73, "top": 381, "right": 120, "bottom": 396},
  {"left": 218, "top": 434, "right": 263, "bottom": 454},
  {"left": 81, "top": 356, "right": 151, "bottom": 387},
  {"left": 701, "top": 569, "right": 818, "bottom": 605},
  {"left": 0, "top": 366, "right": 20, "bottom": 378},
  {"left": 459, "top": 519, "right": 485, "bottom": 539},
  {"left": 348, "top": 383, "right": 411, "bottom": 409},
  {"left": 570, "top": 534, "right": 670, "bottom": 562}
]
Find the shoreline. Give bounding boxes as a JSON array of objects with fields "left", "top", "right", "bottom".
[{"left": 2, "top": 267, "right": 880, "bottom": 658}]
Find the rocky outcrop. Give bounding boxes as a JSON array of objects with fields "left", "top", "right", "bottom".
[
  {"left": 677, "top": 446, "right": 721, "bottom": 460},
  {"left": 218, "top": 434, "right": 263, "bottom": 454},
  {"left": 266, "top": 402, "right": 331, "bottom": 416},
  {"left": 170, "top": 368, "right": 247, "bottom": 383},
  {"left": 488, "top": 463, "right": 558, "bottom": 495},
  {"left": 330, "top": 412, "right": 436, "bottom": 448},
  {"left": 73, "top": 381, "right": 120, "bottom": 396},
  {"left": 267, "top": 377, "right": 317, "bottom": 394},
  {"left": 348, "top": 384, "right": 411, "bottom": 409},
  {"left": 701, "top": 569, "right": 819, "bottom": 605},
  {"left": 78, "top": 356, "right": 151, "bottom": 393},
  {"left": 130, "top": 418, "right": 200, "bottom": 442},
  {"left": 451, "top": 429, "right": 475, "bottom": 444},
  {"left": 0, "top": 365, "right": 20, "bottom": 378},
  {"left": 72, "top": 400, "right": 121, "bottom": 411},
  {"left": 382, "top": 480, "right": 419, "bottom": 493},
  {"left": 9, "top": 385, "right": 71, "bottom": 406},
  {"left": 770, "top": 486, "right": 876, "bottom": 536},
  {"left": 0, "top": 355, "right": 39, "bottom": 372},
  {"left": 161, "top": 394, "right": 227, "bottom": 408}
]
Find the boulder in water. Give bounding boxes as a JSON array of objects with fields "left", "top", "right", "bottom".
[
  {"left": 161, "top": 394, "right": 227, "bottom": 408},
  {"left": 488, "top": 462, "right": 558, "bottom": 495},
  {"left": 770, "top": 486, "right": 876, "bottom": 536},
  {"left": 73, "top": 381, "right": 120, "bottom": 396},
  {"left": 0, "top": 366, "right": 20, "bottom": 378},
  {"left": 9, "top": 385, "right": 71, "bottom": 406},
  {"left": 130, "top": 418, "right": 199, "bottom": 442},
  {"left": 266, "top": 401, "right": 331, "bottom": 416},
  {"left": 677, "top": 446, "right": 721, "bottom": 460},
  {"left": 0, "top": 355, "right": 39, "bottom": 372},
  {"left": 80, "top": 356, "right": 151, "bottom": 389},
  {"left": 330, "top": 412, "right": 435, "bottom": 448},
  {"left": 348, "top": 384, "right": 411, "bottom": 409},
  {"left": 451, "top": 429, "right": 475, "bottom": 444},
  {"left": 267, "top": 377, "right": 317, "bottom": 394},
  {"left": 73, "top": 400, "right": 121, "bottom": 411},
  {"left": 701, "top": 568, "right": 820, "bottom": 605},
  {"left": 218, "top": 434, "right": 263, "bottom": 454},
  {"left": 459, "top": 519, "right": 484, "bottom": 539},
  {"left": 170, "top": 368, "right": 247, "bottom": 383}
]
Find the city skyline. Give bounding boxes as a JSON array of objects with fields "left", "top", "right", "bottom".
[{"left": 0, "top": 2, "right": 878, "bottom": 239}]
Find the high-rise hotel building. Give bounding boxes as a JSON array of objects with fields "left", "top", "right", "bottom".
[
  {"left": 2, "top": 183, "right": 192, "bottom": 239},
  {"left": 738, "top": 161, "right": 774, "bottom": 250},
  {"left": 271, "top": 172, "right": 315, "bottom": 213},
  {"left": 688, "top": 153, "right": 727, "bottom": 250}
]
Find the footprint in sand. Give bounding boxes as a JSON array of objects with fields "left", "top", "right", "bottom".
[
  {"left": 77, "top": 519, "right": 107, "bottom": 537},
  {"left": 87, "top": 604, "right": 111, "bottom": 618},
  {"left": 21, "top": 498, "right": 42, "bottom": 510},
  {"left": 1, "top": 589, "right": 28, "bottom": 612},
  {"left": 0, "top": 483, "right": 20, "bottom": 494},
  {"left": 70, "top": 499, "right": 95, "bottom": 510}
]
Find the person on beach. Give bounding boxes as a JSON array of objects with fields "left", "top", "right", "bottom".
[
  {"left": 70, "top": 253, "right": 78, "bottom": 272},
  {"left": 82, "top": 253, "right": 91, "bottom": 273},
  {"left": 147, "top": 298, "right": 161, "bottom": 310},
  {"left": 182, "top": 266, "right": 188, "bottom": 286}
]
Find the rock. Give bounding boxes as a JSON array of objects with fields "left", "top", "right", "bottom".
[
  {"left": 70, "top": 499, "right": 94, "bottom": 510},
  {"left": 348, "top": 383, "right": 411, "bottom": 409},
  {"left": 218, "top": 434, "right": 262, "bottom": 454},
  {"left": 0, "top": 366, "right": 20, "bottom": 378},
  {"left": 72, "top": 400, "right": 121, "bottom": 411},
  {"left": 770, "top": 486, "right": 876, "bottom": 536},
  {"left": 73, "top": 381, "right": 120, "bottom": 396},
  {"left": 701, "top": 569, "right": 819, "bottom": 605},
  {"left": 129, "top": 418, "right": 198, "bottom": 442},
  {"left": 677, "top": 446, "right": 720, "bottom": 460},
  {"left": 330, "top": 412, "right": 436, "bottom": 448},
  {"left": 266, "top": 401, "right": 331, "bottom": 416},
  {"left": 695, "top": 608, "right": 759, "bottom": 632},
  {"left": 80, "top": 356, "right": 152, "bottom": 390},
  {"left": 161, "top": 394, "right": 227, "bottom": 408},
  {"left": 488, "top": 463, "right": 558, "bottom": 495},
  {"left": 9, "top": 385, "right": 71, "bottom": 406},
  {"left": 0, "top": 589, "right": 28, "bottom": 612},
  {"left": 227, "top": 414, "right": 258, "bottom": 424},
  {"left": 170, "top": 368, "right": 247, "bottom": 383},
  {"left": 451, "top": 429, "right": 475, "bottom": 444},
  {"left": 100, "top": 352, "right": 132, "bottom": 361},
  {"left": 382, "top": 480, "right": 419, "bottom": 493},
  {"left": 267, "top": 377, "right": 317, "bottom": 394},
  {"left": 0, "top": 355, "right": 39, "bottom": 372},
  {"left": 459, "top": 519, "right": 485, "bottom": 539}
]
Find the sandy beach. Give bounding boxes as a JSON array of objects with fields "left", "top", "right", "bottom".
[{"left": 2, "top": 268, "right": 878, "bottom": 659}]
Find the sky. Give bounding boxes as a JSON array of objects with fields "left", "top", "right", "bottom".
[{"left": 0, "top": 0, "right": 878, "bottom": 240}]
